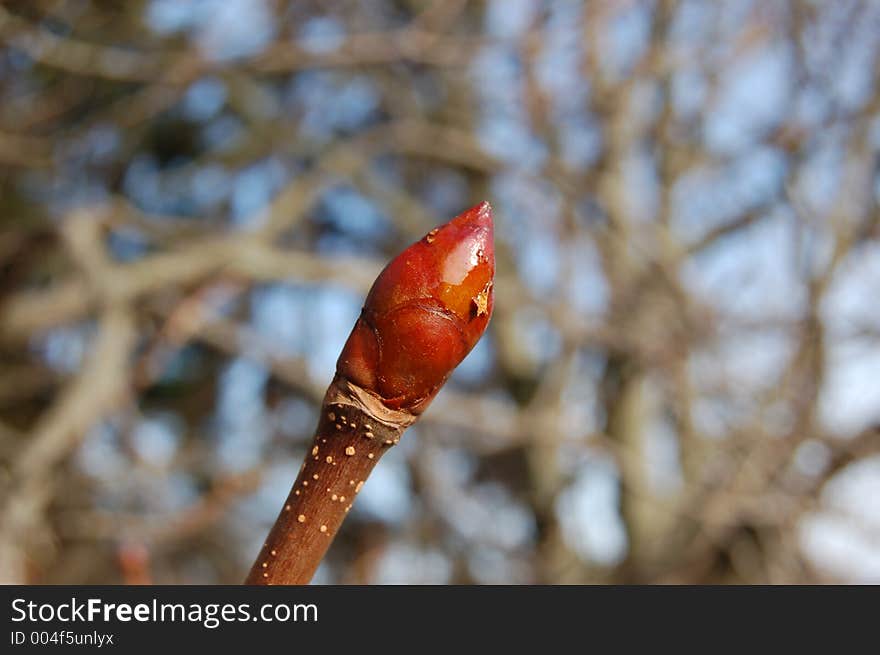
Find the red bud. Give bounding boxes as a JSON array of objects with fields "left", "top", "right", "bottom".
[{"left": 337, "top": 201, "right": 495, "bottom": 413}]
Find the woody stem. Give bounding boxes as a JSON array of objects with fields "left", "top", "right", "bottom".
[{"left": 244, "top": 375, "right": 415, "bottom": 585}]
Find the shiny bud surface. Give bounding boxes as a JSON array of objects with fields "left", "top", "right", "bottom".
[{"left": 337, "top": 201, "right": 495, "bottom": 413}]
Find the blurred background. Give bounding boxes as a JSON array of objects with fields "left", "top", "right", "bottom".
[{"left": 1, "top": 0, "right": 879, "bottom": 584}]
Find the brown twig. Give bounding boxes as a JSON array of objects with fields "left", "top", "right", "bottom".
[
  {"left": 245, "top": 376, "right": 415, "bottom": 584},
  {"left": 245, "top": 202, "right": 495, "bottom": 584}
]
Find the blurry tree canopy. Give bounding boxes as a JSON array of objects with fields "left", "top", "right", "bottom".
[{"left": 0, "top": 0, "right": 879, "bottom": 584}]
